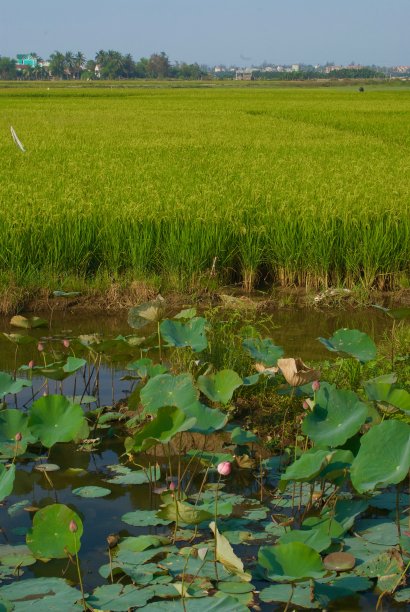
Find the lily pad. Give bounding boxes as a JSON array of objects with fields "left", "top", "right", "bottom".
[
  {"left": 0, "top": 544, "right": 36, "bottom": 568},
  {"left": 86, "top": 584, "right": 154, "bottom": 611},
  {"left": 106, "top": 464, "right": 160, "bottom": 485},
  {"left": 259, "top": 582, "right": 317, "bottom": 608},
  {"left": 0, "top": 577, "right": 80, "bottom": 612},
  {"left": 121, "top": 510, "right": 171, "bottom": 527},
  {"left": 158, "top": 502, "right": 213, "bottom": 526},
  {"left": 72, "top": 486, "right": 111, "bottom": 498},
  {"left": 35, "top": 463, "right": 60, "bottom": 472},
  {"left": 26, "top": 504, "right": 83, "bottom": 559}
]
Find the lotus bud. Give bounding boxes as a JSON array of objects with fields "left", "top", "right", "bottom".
[
  {"left": 15, "top": 432, "right": 22, "bottom": 442},
  {"left": 217, "top": 461, "right": 232, "bottom": 476},
  {"left": 63, "top": 339, "right": 70, "bottom": 348},
  {"left": 169, "top": 481, "right": 176, "bottom": 491},
  {"left": 312, "top": 380, "right": 320, "bottom": 392},
  {"left": 28, "top": 360, "right": 34, "bottom": 369},
  {"left": 37, "top": 342, "right": 44, "bottom": 352},
  {"left": 69, "top": 520, "right": 78, "bottom": 533},
  {"left": 302, "top": 400, "right": 309, "bottom": 410}
]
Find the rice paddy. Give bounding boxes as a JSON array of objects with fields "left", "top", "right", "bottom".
[{"left": 0, "top": 84, "right": 409, "bottom": 293}]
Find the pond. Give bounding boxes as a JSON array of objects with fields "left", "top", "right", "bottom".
[{"left": 0, "top": 304, "right": 408, "bottom": 611}]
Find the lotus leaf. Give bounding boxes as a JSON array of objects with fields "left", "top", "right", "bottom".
[
  {"left": 302, "top": 515, "right": 345, "bottom": 538},
  {"left": 278, "top": 528, "right": 331, "bottom": 553},
  {"left": 302, "top": 387, "right": 368, "bottom": 447},
  {"left": 26, "top": 504, "right": 83, "bottom": 558},
  {"left": 0, "top": 577, "right": 80, "bottom": 612},
  {"left": 323, "top": 552, "right": 355, "bottom": 571},
  {"left": 364, "top": 381, "right": 410, "bottom": 413},
  {"left": 259, "top": 582, "right": 318, "bottom": 608},
  {"left": 277, "top": 357, "right": 320, "bottom": 387},
  {"left": 121, "top": 510, "right": 171, "bottom": 527},
  {"left": 350, "top": 420, "right": 410, "bottom": 493},
  {"left": 142, "top": 594, "right": 249, "bottom": 611},
  {"left": 72, "top": 485, "right": 111, "bottom": 498},
  {"left": 210, "top": 522, "right": 251, "bottom": 581},
  {"left": 158, "top": 501, "right": 213, "bottom": 525},
  {"left": 318, "top": 328, "right": 377, "bottom": 362},
  {"left": 314, "top": 575, "right": 371, "bottom": 606},
  {"left": 230, "top": 426, "right": 259, "bottom": 445},
  {"left": 126, "top": 357, "right": 168, "bottom": 379},
  {"left": 0, "top": 373, "right": 31, "bottom": 399},
  {"left": 125, "top": 406, "right": 196, "bottom": 453},
  {"left": 141, "top": 373, "right": 198, "bottom": 415},
  {"left": 10, "top": 315, "right": 47, "bottom": 329},
  {"left": 85, "top": 584, "right": 154, "bottom": 611},
  {"left": 0, "top": 409, "right": 37, "bottom": 457},
  {"left": 118, "top": 535, "right": 170, "bottom": 552},
  {"left": 128, "top": 299, "right": 164, "bottom": 329},
  {"left": 0, "top": 544, "right": 36, "bottom": 567},
  {"left": 280, "top": 449, "right": 332, "bottom": 486},
  {"left": 106, "top": 464, "right": 160, "bottom": 485},
  {"left": 258, "top": 542, "right": 325, "bottom": 581},
  {"left": 355, "top": 549, "right": 404, "bottom": 592},
  {"left": 0, "top": 464, "right": 15, "bottom": 502},
  {"left": 197, "top": 369, "right": 242, "bottom": 404},
  {"left": 242, "top": 337, "right": 284, "bottom": 366},
  {"left": 2, "top": 333, "right": 36, "bottom": 346},
  {"left": 184, "top": 402, "right": 227, "bottom": 433},
  {"left": 160, "top": 316, "right": 208, "bottom": 352},
  {"left": 28, "top": 395, "right": 87, "bottom": 448}
]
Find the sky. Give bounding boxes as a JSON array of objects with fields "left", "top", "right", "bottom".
[{"left": 1, "top": 0, "right": 408, "bottom": 67}]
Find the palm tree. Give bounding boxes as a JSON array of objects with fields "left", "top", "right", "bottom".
[
  {"left": 74, "top": 51, "right": 85, "bottom": 79},
  {"left": 49, "top": 51, "right": 66, "bottom": 79},
  {"left": 64, "top": 51, "right": 76, "bottom": 79}
]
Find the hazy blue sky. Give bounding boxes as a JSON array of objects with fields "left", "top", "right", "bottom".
[{"left": 1, "top": 0, "right": 408, "bottom": 66}]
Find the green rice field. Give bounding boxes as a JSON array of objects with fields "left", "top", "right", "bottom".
[{"left": 0, "top": 84, "right": 409, "bottom": 293}]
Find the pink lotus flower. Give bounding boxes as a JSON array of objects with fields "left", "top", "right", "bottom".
[
  {"left": 37, "top": 342, "right": 44, "bottom": 352},
  {"left": 302, "top": 400, "right": 309, "bottom": 410},
  {"left": 15, "top": 432, "right": 22, "bottom": 442},
  {"left": 312, "top": 380, "right": 320, "bottom": 392},
  {"left": 217, "top": 461, "right": 232, "bottom": 476},
  {"left": 63, "top": 339, "right": 70, "bottom": 348},
  {"left": 169, "top": 481, "right": 176, "bottom": 491},
  {"left": 28, "top": 360, "right": 35, "bottom": 369},
  {"left": 69, "top": 520, "right": 78, "bottom": 533}
]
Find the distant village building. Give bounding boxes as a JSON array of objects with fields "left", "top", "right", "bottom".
[
  {"left": 235, "top": 69, "right": 254, "bottom": 81},
  {"left": 291, "top": 64, "right": 300, "bottom": 72},
  {"left": 16, "top": 54, "right": 38, "bottom": 68}
]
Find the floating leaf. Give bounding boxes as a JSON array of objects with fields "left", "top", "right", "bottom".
[
  {"left": 0, "top": 577, "right": 80, "bottom": 612},
  {"left": 86, "top": 584, "right": 154, "bottom": 611},
  {"left": 121, "top": 510, "right": 171, "bottom": 527},
  {"left": 2, "top": 333, "right": 36, "bottom": 346},
  {"left": 259, "top": 582, "right": 317, "bottom": 608},
  {"left": 355, "top": 549, "right": 404, "bottom": 592},
  {"left": 26, "top": 504, "right": 83, "bottom": 559},
  {"left": 242, "top": 337, "right": 284, "bottom": 366},
  {"left": 318, "top": 328, "right": 377, "bottom": 363},
  {"left": 351, "top": 420, "right": 410, "bottom": 493},
  {"left": 323, "top": 552, "right": 355, "bottom": 571},
  {"left": 158, "top": 502, "right": 213, "bottom": 526},
  {"left": 314, "top": 575, "right": 372, "bottom": 606},
  {"left": 118, "top": 535, "right": 170, "bottom": 552},
  {"left": 10, "top": 315, "right": 47, "bottom": 329},
  {"left": 35, "top": 463, "right": 60, "bottom": 472},
  {"left": 302, "top": 387, "right": 368, "bottom": 447},
  {"left": 160, "top": 317, "right": 208, "bottom": 352},
  {"left": 106, "top": 464, "right": 160, "bottom": 485},
  {"left": 28, "top": 395, "right": 87, "bottom": 448},
  {"left": 197, "top": 370, "right": 242, "bottom": 405},
  {"left": 141, "top": 373, "right": 198, "bottom": 415},
  {"left": 279, "top": 529, "right": 331, "bottom": 553},
  {"left": 72, "top": 486, "right": 111, "bottom": 498},
  {"left": 258, "top": 542, "right": 325, "bottom": 581},
  {"left": 0, "top": 544, "right": 36, "bottom": 567},
  {"left": 125, "top": 406, "right": 195, "bottom": 454}
]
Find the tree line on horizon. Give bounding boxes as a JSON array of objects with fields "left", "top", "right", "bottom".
[{"left": 0, "top": 50, "right": 388, "bottom": 81}]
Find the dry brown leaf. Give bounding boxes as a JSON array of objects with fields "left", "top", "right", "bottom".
[{"left": 277, "top": 358, "right": 321, "bottom": 387}]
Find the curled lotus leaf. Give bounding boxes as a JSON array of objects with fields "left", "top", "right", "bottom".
[
  {"left": 277, "top": 358, "right": 320, "bottom": 387},
  {"left": 323, "top": 552, "right": 356, "bottom": 572}
]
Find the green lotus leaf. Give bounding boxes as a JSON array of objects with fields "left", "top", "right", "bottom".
[
  {"left": 184, "top": 402, "right": 228, "bottom": 433},
  {"left": 318, "top": 328, "right": 377, "bottom": 363},
  {"left": 142, "top": 594, "right": 249, "bottom": 611},
  {"left": 72, "top": 486, "right": 111, "bottom": 498},
  {"left": 197, "top": 369, "right": 242, "bottom": 404},
  {"left": 280, "top": 449, "right": 333, "bottom": 486},
  {"left": 158, "top": 502, "right": 213, "bottom": 526},
  {"left": 141, "top": 373, "right": 198, "bottom": 415},
  {"left": 0, "top": 544, "right": 36, "bottom": 567},
  {"left": 364, "top": 381, "right": 410, "bottom": 413},
  {"left": 0, "top": 373, "right": 31, "bottom": 399},
  {"left": 126, "top": 358, "right": 168, "bottom": 379},
  {"left": 318, "top": 449, "right": 354, "bottom": 482},
  {"left": 28, "top": 395, "right": 87, "bottom": 448},
  {"left": 258, "top": 542, "right": 325, "bottom": 581},
  {"left": 321, "top": 498, "right": 368, "bottom": 531},
  {"left": 174, "top": 307, "right": 197, "bottom": 320},
  {"left": 26, "top": 504, "right": 83, "bottom": 559},
  {"left": 278, "top": 528, "right": 331, "bottom": 553},
  {"left": 125, "top": 406, "right": 196, "bottom": 454},
  {"left": 242, "top": 337, "right": 284, "bottom": 366},
  {"left": 128, "top": 300, "right": 164, "bottom": 329},
  {"left": 351, "top": 420, "right": 410, "bottom": 493},
  {"left": 302, "top": 516, "right": 345, "bottom": 538},
  {"left": 121, "top": 510, "right": 171, "bottom": 527},
  {"left": 0, "top": 577, "right": 80, "bottom": 612},
  {"left": 118, "top": 535, "right": 170, "bottom": 552},
  {"left": 86, "top": 584, "right": 154, "bottom": 612},
  {"left": 0, "top": 464, "right": 15, "bottom": 502},
  {"left": 2, "top": 333, "right": 36, "bottom": 346},
  {"left": 0, "top": 409, "right": 37, "bottom": 457},
  {"left": 106, "top": 464, "right": 160, "bottom": 485},
  {"left": 259, "top": 582, "right": 317, "bottom": 608},
  {"left": 10, "top": 315, "right": 47, "bottom": 329},
  {"left": 302, "top": 387, "right": 368, "bottom": 447},
  {"left": 230, "top": 426, "right": 259, "bottom": 445},
  {"left": 160, "top": 317, "right": 208, "bottom": 352},
  {"left": 314, "top": 575, "right": 371, "bottom": 607},
  {"left": 355, "top": 549, "right": 404, "bottom": 592}
]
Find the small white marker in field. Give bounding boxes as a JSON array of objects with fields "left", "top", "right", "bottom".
[{"left": 10, "top": 126, "right": 26, "bottom": 152}]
